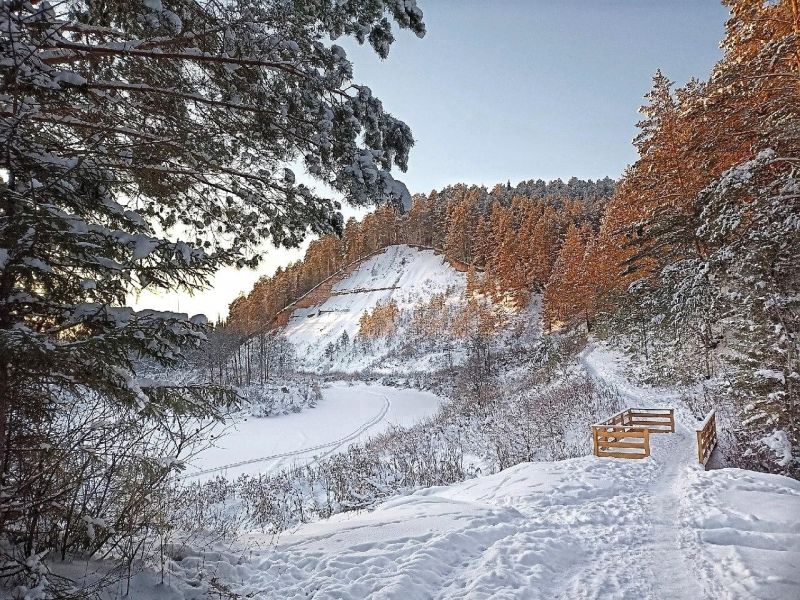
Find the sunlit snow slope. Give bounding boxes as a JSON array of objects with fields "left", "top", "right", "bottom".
[{"left": 283, "top": 244, "right": 465, "bottom": 370}]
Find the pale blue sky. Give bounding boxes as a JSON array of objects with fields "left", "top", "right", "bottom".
[
  {"left": 134, "top": 1, "right": 729, "bottom": 320},
  {"left": 342, "top": 0, "right": 728, "bottom": 191}
]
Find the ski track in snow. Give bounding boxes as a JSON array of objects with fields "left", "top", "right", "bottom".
[
  {"left": 149, "top": 344, "right": 799, "bottom": 599},
  {"left": 183, "top": 397, "right": 390, "bottom": 479},
  {"left": 184, "top": 383, "right": 442, "bottom": 481}
]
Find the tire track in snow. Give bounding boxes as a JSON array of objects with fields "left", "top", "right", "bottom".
[{"left": 182, "top": 396, "right": 391, "bottom": 479}]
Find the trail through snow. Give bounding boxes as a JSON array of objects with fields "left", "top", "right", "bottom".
[
  {"left": 558, "top": 421, "right": 705, "bottom": 598},
  {"left": 141, "top": 345, "right": 799, "bottom": 599}
]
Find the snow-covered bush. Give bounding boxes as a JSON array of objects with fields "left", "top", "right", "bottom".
[{"left": 243, "top": 380, "right": 322, "bottom": 417}]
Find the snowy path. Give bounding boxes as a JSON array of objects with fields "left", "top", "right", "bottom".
[
  {"left": 571, "top": 344, "right": 706, "bottom": 597},
  {"left": 184, "top": 383, "right": 442, "bottom": 481},
  {"left": 154, "top": 346, "right": 800, "bottom": 599},
  {"left": 559, "top": 422, "right": 704, "bottom": 599}
]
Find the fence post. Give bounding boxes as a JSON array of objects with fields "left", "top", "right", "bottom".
[
  {"left": 643, "top": 428, "right": 651, "bottom": 457},
  {"left": 669, "top": 409, "right": 675, "bottom": 433},
  {"left": 696, "top": 428, "right": 703, "bottom": 463}
]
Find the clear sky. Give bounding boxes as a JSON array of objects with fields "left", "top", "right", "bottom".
[{"left": 132, "top": 0, "right": 729, "bottom": 321}]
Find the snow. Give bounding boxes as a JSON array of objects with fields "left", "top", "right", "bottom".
[
  {"left": 683, "top": 467, "right": 800, "bottom": 600},
  {"left": 188, "top": 313, "right": 208, "bottom": 326},
  {"left": 184, "top": 382, "right": 443, "bottom": 480},
  {"left": 759, "top": 429, "right": 793, "bottom": 467},
  {"left": 57, "top": 344, "right": 800, "bottom": 599},
  {"left": 283, "top": 245, "right": 465, "bottom": 371},
  {"left": 755, "top": 368, "right": 785, "bottom": 384},
  {"left": 130, "top": 234, "right": 160, "bottom": 260},
  {"left": 147, "top": 430, "right": 799, "bottom": 599},
  {"left": 697, "top": 408, "right": 716, "bottom": 431}
]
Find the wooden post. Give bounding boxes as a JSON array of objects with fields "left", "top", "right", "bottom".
[
  {"left": 643, "top": 428, "right": 651, "bottom": 457},
  {"left": 696, "top": 409, "right": 717, "bottom": 465},
  {"left": 669, "top": 409, "right": 675, "bottom": 433},
  {"left": 696, "top": 429, "right": 703, "bottom": 463}
]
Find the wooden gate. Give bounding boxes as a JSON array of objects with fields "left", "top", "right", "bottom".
[
  {"left": 592, "top": 408, "right": 675, "bottom": 459},
  {"left": 696, "top": 410, "right": 717, "bottom": 465}
]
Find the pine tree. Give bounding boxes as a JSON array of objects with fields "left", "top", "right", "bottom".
[
  {"left": 405, "top": 196, "right": 431, "bottom": 246},
  {"left": 543, "top": 224, "right": 591, "bottom": 330},
  {"left": 429, "top": 189, "right": 447, "bottom": 249},
  {"left": 688, "top": 0, "right": 799, "bottom": 474},
  {"left": 466, "top": 265, "right": 480, "bottom": 298},
  {"left": 0, "top": 0, "right": 426, "bottom": 587},
  {"left": 471, "top": 216, "right": 491, "bottom": 268},
  {"left": 444, "top": 196, "right": 471, "bottom": 263},
  {"left": 530, "top": 206, "right": 561, "bottom": 289}
]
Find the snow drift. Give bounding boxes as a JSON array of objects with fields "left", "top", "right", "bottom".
[{"left": 125, "top": 433, "right": 800, "bottom": 599}]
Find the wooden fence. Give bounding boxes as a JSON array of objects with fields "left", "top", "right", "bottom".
[
  {"left": 695, "top": 410, "right": 717, "bottom": 465},
  {"left": 592, "top": 408, "right": 675, "bottom": 459}
]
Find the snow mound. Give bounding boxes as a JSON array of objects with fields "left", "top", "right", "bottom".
[
  {"left": 157, "top": 440, "right": 799, "bottom": 599},
  {"left": 283, "top": 245, "right": 465, "bottom": 371},
  {"left": 683, "top": 467, "right": 800, "bottom": 600}
]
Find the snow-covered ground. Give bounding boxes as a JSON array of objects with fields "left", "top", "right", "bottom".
[
  {"left": 147, "top": 428, "right": 800, "bottom": 599},
  {"left": 147, "top": 345, "right": 799, "bottom": 599},
  {"left": 184, "top": 382, "right": 443, "bottom": 480},
  {"left": 284, "top": 245, "right": 465, "bottom": 371}
]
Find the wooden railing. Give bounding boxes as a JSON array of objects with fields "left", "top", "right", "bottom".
[
  {"left": 696, "top": 410, "right": 717, "bottom": 465},
  {"left": 592, "top": 408, "right": 675, "bottom": 459}
]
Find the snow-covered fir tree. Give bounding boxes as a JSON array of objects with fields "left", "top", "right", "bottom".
[{"left": 0, "top": 0, "right": 424, "bottom": 592}]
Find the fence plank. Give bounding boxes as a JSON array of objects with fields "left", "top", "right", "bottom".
[
  {"left": 597, "top": 441, "right": 649, "bottom": 449},
  {"left": 593, "top": 430, "right": 649, "bottom": 439},
  {"left": 595, "top": 451, "right": 649, "bottom": 459}
]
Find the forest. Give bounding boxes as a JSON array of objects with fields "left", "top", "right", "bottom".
[
  {"left": 226, "top": 176, "right": 614, "bottom": 333},
  {"left": 228, "top": 0, "right": 798, "bottom": 478}
]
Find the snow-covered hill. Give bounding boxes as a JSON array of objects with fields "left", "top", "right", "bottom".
[
  {"left": 132, "top": 423, "right": 800, "bottom": 600},
  {"left": 283, "top": 245, "right": 465, "bottom": 371}
]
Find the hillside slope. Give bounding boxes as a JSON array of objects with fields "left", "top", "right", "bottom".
[
  {"left": 283, "top": 244, "right": 465, "bottom": 371},
  {"left": 123, "top": 346, "right": 799, "bottom": 599},
  {"left": 137, "top": 426, "right": 799, "bottom": 600}
]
